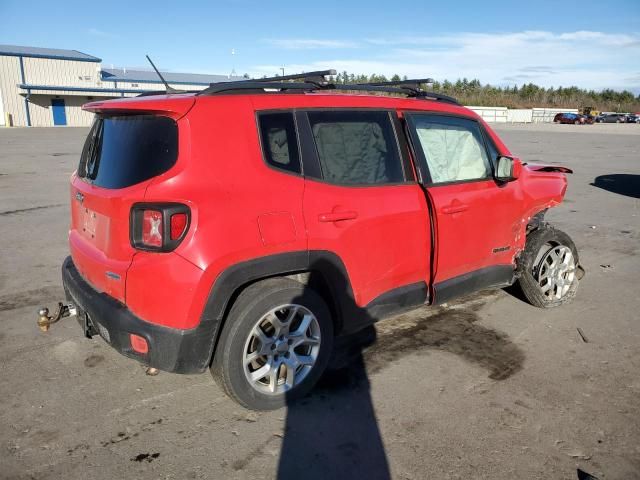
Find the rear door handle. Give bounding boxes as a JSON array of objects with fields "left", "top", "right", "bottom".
[
  {"left": 441, "top": 204, "right": 469, "bottom": 214},
  {"left": 318, "top": 211, "right": 358, "bottom": 222}
]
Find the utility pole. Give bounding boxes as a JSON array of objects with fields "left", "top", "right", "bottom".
[{"left": 280, "top": 67, "right": 285, "bottom": 77}]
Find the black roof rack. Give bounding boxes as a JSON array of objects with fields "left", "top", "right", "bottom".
[
  {"left": 409, "top": 91, "right": 460, "bottom": 104},
  {"left": 198, "top": 69, "right": 336, "bottom": 96},
  {"left": 359, "top": 78, "right": 435, "bottom": 87},
  {"left": 252, "top": 69, "right": 336, "bottom": 85},
  {"left": 355, "top": 78, "right": 459, "bottom": 104},
  {"left": 332, "top": 84, "right": 459, "bottom": 104},
  {"left": 197, "top": 69, "right": 459, "bottom": 105},
  {"left": 136, "top": 90, "right": 200, "bottom": 97},
  {"left": 199, "top": 81, "right": 315, "bottom": 95}
]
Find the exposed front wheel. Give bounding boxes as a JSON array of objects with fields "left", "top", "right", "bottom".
[
  {"left": 517, "top": 226, "right": 580, "bottom": 308},
  {"left": 211, "top": 278, "right": 333, "bottom": 410}
]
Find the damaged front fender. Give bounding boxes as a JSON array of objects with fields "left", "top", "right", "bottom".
[
  {"left": 509, "top": 163, "right": 573, "bottom": 263},
  {"left": 524, "top": 163, "right": 573, "bottom": 174}
]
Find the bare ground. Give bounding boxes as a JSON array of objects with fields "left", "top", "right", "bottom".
[{"left": 0, "top": 123, "right": 639, "bottom": 479}]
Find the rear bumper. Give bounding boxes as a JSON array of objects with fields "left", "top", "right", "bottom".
[{"left": 61, "top": 256, "right": 215, "bottom": 374}]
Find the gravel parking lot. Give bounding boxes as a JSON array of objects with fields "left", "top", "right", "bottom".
[{"left": 1, "top": 123, "right": 639, "bottom": 480}]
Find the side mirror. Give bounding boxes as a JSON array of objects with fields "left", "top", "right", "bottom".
[{"left": 495, "top": 156, "right": 521, "bottom": 182}]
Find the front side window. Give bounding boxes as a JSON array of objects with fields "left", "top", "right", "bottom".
[
  {"left": 258, "top": 112, "right": 301, "bottom": 174},
  {"left": 408, "top": 115, "right": 491, "bottom": 184},
  {"left": 307, "top": 110, "right": 404, "bottom": 185}
]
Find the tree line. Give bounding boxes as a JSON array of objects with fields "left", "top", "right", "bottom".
[{"left": 324, "top": 71, "right": 640, "bottom": 112}]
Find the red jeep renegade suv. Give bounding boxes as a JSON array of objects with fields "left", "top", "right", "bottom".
[{"left": 60, "top": 71, "right": 581, "bottom": 410}]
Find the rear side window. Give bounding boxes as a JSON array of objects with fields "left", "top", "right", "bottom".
[
  {"left": 258, "top": 112, "right": 301, "bottom": 174},
  {"left": 307, "top": 111, "right": 404, "bottom": 185},
  {"left": 78, "top": 115, "right": 178, "bottom": 189}
]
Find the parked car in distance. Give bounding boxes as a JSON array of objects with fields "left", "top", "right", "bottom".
[
  {"left": 597, "top": 113, "right": 626, "bottom": 123},
  {"left": 553, "top": 112, "right": 591, "bottom": 124},
  {"left": 55, "top": 70, "right": 583, "bottom": 410},
  {"left": 624, "top": 113, "right": 640, "bottom": 123}
]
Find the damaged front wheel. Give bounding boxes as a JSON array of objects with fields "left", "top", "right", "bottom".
[{"left": 517, "top": 225, "right": 582, "bottom": 308}]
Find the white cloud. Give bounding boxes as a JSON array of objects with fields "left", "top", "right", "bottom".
[
  {"left": 264, "top": 38, "right": 359, "bottom": 49},
  {"left": 256, "top": 31, "right": 640, "bottom": 91},
  {"left": 87, "top": 28, "right": 118, "bottom": 39}
]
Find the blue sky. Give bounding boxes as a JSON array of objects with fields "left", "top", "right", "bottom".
[{"left": 2, "top": 0, "right": 639, "bottom": 91}]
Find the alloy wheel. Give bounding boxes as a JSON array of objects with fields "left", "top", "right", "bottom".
[
  {"left": 242, "top": 304, "right": 321, "bottom": 395},
  {"left": 534, "top": 244, "right": 576, "bottom": 300}
]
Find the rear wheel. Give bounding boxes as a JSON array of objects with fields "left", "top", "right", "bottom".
[
  {"left": 517, "top": 226, "right": 580, "bottom": 308},
  {"left": 211, "top": 278, "right": 333, "bottom": 410}
]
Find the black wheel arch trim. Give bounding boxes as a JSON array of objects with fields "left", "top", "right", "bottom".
[
  {"left": 526, "top": 209, "right": 548, "bottom": 233},
  {"left": 64, "top": 251, "right": 517, "bottom": 375},
  {"left": 201, "top": 250, "right": 429, "bottom": 365}
]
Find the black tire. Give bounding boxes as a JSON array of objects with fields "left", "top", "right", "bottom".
[
  {"left": 211, "top": 277, "right": 333, "bottom": 410},
  {"left": 517, "top": 225, "right": 580, "bottom": 308}
]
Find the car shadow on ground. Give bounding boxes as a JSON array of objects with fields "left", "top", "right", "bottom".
[
  {"left": 278, "top": 264, "right": 525, "bottom": 480},
  {"left": 591, "top": 174, "right": 640, "bottom": 199}
]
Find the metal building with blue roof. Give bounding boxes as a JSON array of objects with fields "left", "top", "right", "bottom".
[{"left": 0, "top": 44, "right": 243, "bottom": 127}]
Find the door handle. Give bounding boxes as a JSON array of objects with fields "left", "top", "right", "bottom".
[
  {"left": 318, "top": 211, "right": 358, "bottom": 222},
  {"left": 441, "top": 203, "right": 469, "bottom": 214}
]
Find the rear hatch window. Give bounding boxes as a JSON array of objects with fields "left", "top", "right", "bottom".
[{"left": 78, "top": 115, "right": 178, "bottom": 189}]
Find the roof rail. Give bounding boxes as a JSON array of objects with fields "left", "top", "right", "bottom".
[
  {"left": 412, "top": 91, "right": 460, "bottom": 104},
  {"left": 196, "top": 69, "right": 459, "bottom": 105},
  {"left": 359, "top": 78, "right": 435, "bottom": 87},
  {"left": 355, "top": 78, "right": 459, "bottom": 104},
  {"left": 136, "top": 90, "right": 199, "bottom": 97},
  {"left": 252, "top": 69, "right": 336, "bottom": 84},
  {"left": 198, "top": 69, "right": 336, "bottom": 96},
  {"left": 198, "top": 81, "right": 316, "bottom": 96}
]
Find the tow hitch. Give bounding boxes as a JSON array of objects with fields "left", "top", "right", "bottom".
[{"left": 37, "top": 302, "right": 77, "bottom": 332}]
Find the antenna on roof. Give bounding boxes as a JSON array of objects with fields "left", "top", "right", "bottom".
[
  {"left": 230, "top": 48, "right": 236, "bottom": 79},
  {"left": 145, "top": 54, "right": 181, "bottom": 94}
]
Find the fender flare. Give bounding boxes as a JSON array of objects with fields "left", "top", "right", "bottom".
[
  {"left": 199, "top": 250, "right": 356, "bottom": 365},
  {"left": 526, "top": 209, "right": 548, "bottom": 233},
  {"left": 201, "top": 251, "right": 356, "bottom": 324},
  {"left": 199, "top": 250, "right": 427, "bottom": 365}
]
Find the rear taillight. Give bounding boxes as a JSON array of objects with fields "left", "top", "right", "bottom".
[
  {"left": 142, "top": 210, "right": 163, "bottom": 247},
  {"left": 130, "top": 203, "right": 190, "bottom": 252}
]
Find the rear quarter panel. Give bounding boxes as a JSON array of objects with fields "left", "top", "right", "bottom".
[{"left": 138, "top": 96, "right": 308, "bottom": 329}]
